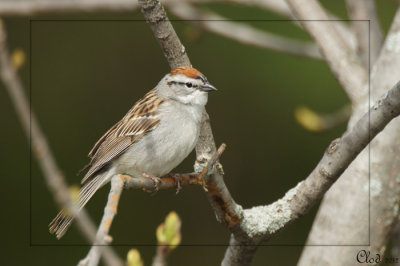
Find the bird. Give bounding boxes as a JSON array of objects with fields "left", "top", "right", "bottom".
[{"left": 49, "top": 67, "right": 217, "bottom": 239}]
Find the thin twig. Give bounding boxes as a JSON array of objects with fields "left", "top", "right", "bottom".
[
  {"left": 152, "top": 246, "right": 168, "bottom": 266},
  {"left": 0, "top": 19, "right": 122, "bottom": 266},
  {"left": 168, "top": 3, "right": 322, "bottom": 60},
  {"left": 79, "top": 176, "right": 124, "bottom": 266},
  {"left": 285, "top": 0, "right": 368, "bottom": 102}
]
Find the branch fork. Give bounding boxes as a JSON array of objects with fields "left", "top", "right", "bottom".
[{"left": 79, "top": 143, "right": 227, "bottom": 265}]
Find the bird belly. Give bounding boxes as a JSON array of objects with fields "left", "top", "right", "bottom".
[{"left": 114, "top": 114, "right": 199, "bottom": 177}]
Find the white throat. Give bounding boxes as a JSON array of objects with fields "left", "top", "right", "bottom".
[{"left": 175, "top": 89, "right": 208, "bottom": 106}]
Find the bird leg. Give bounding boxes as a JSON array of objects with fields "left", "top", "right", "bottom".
[
  {"left": 164, "top": 173, "right": 182, "bottom": 194},
  {"left": 196, "top": 165, "right": 208, "bottom": 191}
]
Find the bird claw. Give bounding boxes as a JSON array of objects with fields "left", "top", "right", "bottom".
[
  {"left": 165, "top": 173, "right": 182, "bottom": 194},
  {"left": 141, "top": 172, "right": 161, "bottom": 193},
  {"left": 174, "top": 175, "right": 182, "bottom": 194},
  {"left": 197, "top": 173, "right": 208, "bottom": 192},
  {"left": 150, "top": 176, "right": 161, "bottom": 192}
]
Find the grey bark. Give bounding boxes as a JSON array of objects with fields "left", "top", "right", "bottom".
[{"left": 299, "top": 8, "right": 400, "bottom": 266}]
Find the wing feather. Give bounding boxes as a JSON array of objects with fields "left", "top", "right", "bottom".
[{"left": 80, "top": 90, "right": 163, "bottom": 184}]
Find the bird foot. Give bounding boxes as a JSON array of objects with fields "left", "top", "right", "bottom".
[
  {"left": 141, "top": 172, "right": 161, "bottom": 193},
  {"left": 197, "top": 174, "right": 208, "bottom": 192},
  {"left": 164, "top": 173, "right": 182, "bottom": 194}
]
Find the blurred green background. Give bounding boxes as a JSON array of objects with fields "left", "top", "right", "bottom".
[{"left": 1, "top": 0, "right": 398, "bottom": 265}]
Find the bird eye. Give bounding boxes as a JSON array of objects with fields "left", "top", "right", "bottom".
[{"left": 185, "top": 82, "right": 193, "bottom": 88}]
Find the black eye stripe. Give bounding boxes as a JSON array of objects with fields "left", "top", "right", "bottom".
[{"left": 168, "top": 81, "right": 198, "bottom": 88}]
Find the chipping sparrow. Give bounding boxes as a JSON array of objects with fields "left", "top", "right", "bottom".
[{"left": 49, "top": 67, "right": 217, "bottom": 238}]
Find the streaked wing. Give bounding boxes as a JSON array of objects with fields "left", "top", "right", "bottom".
[{"left": 80, "top": 90, "right": 164, "bottom": 184}]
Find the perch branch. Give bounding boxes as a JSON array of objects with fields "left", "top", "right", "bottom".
[
  {"left": 0, "top": 19, "right": 122, "bottom": 266},
  {"left": 80, "top": 144, "right": 226, "bottom": 266},
  {"left": 169, "top": 3, "right": 322, "bottom": 60},
  {"left": 285, "top": 0, "right": 368, "bottom": 102},
  {"left": 123, "top": 143, "right": 226, "bottom": 191}
]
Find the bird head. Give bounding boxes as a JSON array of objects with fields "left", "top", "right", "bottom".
[{"left": 158, "top": 67, "right": 217, "bottom": 106}]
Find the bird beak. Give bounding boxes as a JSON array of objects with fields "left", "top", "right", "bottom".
[{"left": 200, "top": 83, "right": 217, "bottom": 92}]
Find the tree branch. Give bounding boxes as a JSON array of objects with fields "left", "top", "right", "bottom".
[
  {"left": 0, "top": 0, "right": 356, "bottom": 61},
  {"left": 195, "top": 112, "right": 243, "bottom": 229},
  {"left": 0, "top": 0, "right": 220, "bottom": 16},
  {"left": 224, "top": 79, "right": 400, "bottom": 266},
  {"left": 0, "top": 19, "right": 122, "bottom": 266},
  {"left": 232, "top": 0, "right": 292, "bottom": 17},
  {"left": 230, "top": 0, "right": 356, "bottom": 55},
  {"left": 345, "top": 0, "right": 383, "bottom": 67},
  {"left": 137, "top": 3, "right": 250, "bottom": 265},
  {"left": 79, "top": 144, "right": 225, "bottom": 266},
  {"left": 78, "top": 176, "right": 124, "bottom": 266},
  {"left": 0, "top": 0, "right": 139, "bottom": 15},
  {"left": 138, "top": 0, "right": 243, "bottom": 232},
  {"left": 4, "top": 1, "right": 394, "bottom": 265},
  {"left": 123, "top": 143, "right": 227, "bottom": 192},
  {"left": 137, "top": 1, "right": 400, "bottom": 265},
  {"left": 299, "top": 8, "right": 400, "bottom": 265},
  {"left": 168, "top": 3, "right": 322, "bottom": 60},
  {"left": 285, "top": 0, "right": 368, "bottom": 102},
  {"left": 138, "top": 0, "right": 191, "bottom": 69}
]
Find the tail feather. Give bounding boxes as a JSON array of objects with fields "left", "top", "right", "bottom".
[{"left": 49, "top": 172, "right": 110, "bottom": 239}]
